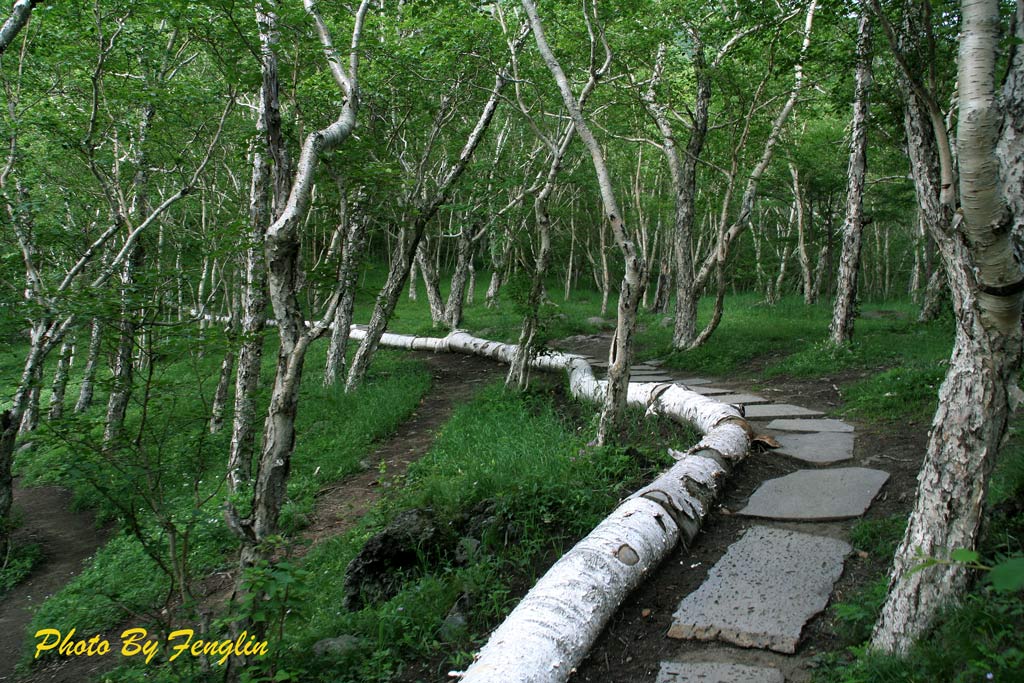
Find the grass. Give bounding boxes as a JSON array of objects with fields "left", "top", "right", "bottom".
[
  {"left": 5, "top": 269, "right": 999, "bottom": 683},
  {"left": 93, "top": 379, "right": 693, "bottom": 682},
  {"left": 635, "top": 295, "right": 954, "bottom": 421},
  {"left": 262, "top": 381, "right": 690, "bottom": 683}
]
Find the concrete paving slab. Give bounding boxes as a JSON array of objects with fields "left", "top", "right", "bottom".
[
  {"left": 743, "top": 403, "right": 824, "bottom": 419},
  {"left": 668, "top": 525, "right": 851, "bottom": 653},
  {"left": 657, "top": 661, "right": 784, "bottom": 683},
  {"left": 714, "top": 393, "right": 770, "bottom": 405},
  {"left": 766, "top": 418, "right": 854, "bottom": 433},
  {"left": 774, "top": 431, "right": 855, "bottom": 465},
  {"left": 738, "top": 467, "right": 890, "bottom": 521},
  {"left": 691, "top": 386, "right": 731, "bottom": 396},
  {"left": 629, "top": 374, "right": 678, "bottom": 384},
  {"left": 677, "top": 377, "right": 712, "bottom": 385}
]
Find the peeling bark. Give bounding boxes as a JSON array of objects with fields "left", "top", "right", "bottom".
[{"left": 871, "top": 0, "right": 1024, "bottom": 652}]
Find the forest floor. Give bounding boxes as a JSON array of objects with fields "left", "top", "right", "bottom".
[{"left": 5, "top": 332, "right": 927, "bottom": 683}]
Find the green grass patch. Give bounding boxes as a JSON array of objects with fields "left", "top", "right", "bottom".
[
  {"left": 0, "top": 542, "right": 43, "bottom": 596},
  {"left": 273, "top": 382, "right": 688, "bottom": 683},
  {"left": 15, "top": 333, "right": 431, "bottom": 670}
]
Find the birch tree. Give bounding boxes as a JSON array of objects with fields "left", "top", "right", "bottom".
[
  {"left": 830, "top": 6, "right": 874, "bottom": 344},
  {"left": 0, "top": 0, "right": 34, "bottom": 57},
  {"left": 520, "top": 0, "right": 647, "bottom": 444},
  {"left": 344, "top": 21, "right": 528, "bottom": 392},
  {"left": 224, "top": 0, "right": 372, "bottom": 587},
  {"left": 870, "top": 0, "right": 1024, "bottom": 651}
]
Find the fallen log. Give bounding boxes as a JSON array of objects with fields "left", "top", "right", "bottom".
[
  {"left": 345, "top": 327, "right": 751, "bottom": 683},
  {"left": 196, "top": 313, "right": 750, "bottom": 680}
]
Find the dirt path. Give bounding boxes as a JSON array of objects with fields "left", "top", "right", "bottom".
[
  {"left": 0, "top": 485, "right": 111, "bottom": 681},
  {"left": 8, "top": 350, "right": 503, "bottom": 683},
  {"left": 303, "top": 351, "right": 503, "bottom": 545}
]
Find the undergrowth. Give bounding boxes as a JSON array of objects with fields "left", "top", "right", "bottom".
[{"left": 0, "top": 542, "right": 43, "bottom": 597}]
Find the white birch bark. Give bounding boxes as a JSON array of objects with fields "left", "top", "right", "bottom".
[
  {"left": 225, "top": 0, "right": 372, "bottom": 570},
  {"left": 47, "top": 339, "right": 74, "bottom": 421},
  {"left": 871, "top": 0, "right": 1024, "bottom": 651},
  {"left": 416, "top": 237, "right": 446, "bottom": 325},
  {"left": 75, "top": 318, "right": 102, "bottom": 413},
  {"left": 0, "top": 0, "right": 34, "bottom": 57}
]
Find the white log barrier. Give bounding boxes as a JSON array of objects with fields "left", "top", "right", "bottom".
[
  {"left": 344, "top": 327, "right": 751, "bottom": 683},
  {"left": 197, "top": 314, "right": 749, "bottom": 680}
]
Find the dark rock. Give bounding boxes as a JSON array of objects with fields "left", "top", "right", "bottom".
[
  {"left": 311, "top": 635, "right": 364, "bottom": 658},
  {"left": 343, "top": 508, "right": 442, "bottom": 610}
]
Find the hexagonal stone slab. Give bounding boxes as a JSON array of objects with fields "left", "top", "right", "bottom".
[
  {"left": 743, "top": 403, "right": 823, "bottom": 419},
  {"left": 657, "top": 661, "right": 784, "bottom": 683},
  {"left": 715, "top": 393, "right": 770, "bottom": 405},
  {"left": 738, "top": 468, "right": 890, "bottom": 521},
  {"left": 668, "top": 526, "right": 851, "bottom": 653},
  {"left": 775, "top": 431, "right": 855, "bottom": 465},
  {"left": 766, "top": 417, "right": 853, "bottom": 433}
]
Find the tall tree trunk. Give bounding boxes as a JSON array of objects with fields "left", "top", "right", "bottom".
[
  {"left": 324, "top": 213, "right": 369, "bottom": 386},
  {"left": 18, "top": 362, "right": 41, "bottom": 435},
  {"left": 871, "top": 0, "right": 1024, "bottom": 652},
  {"left": 792, "top": 164, "right": 814, "bottom": 304},
  {"left": 224, "top": 6, "right": 371, "bottom": 674},
  {"left": 47, "top": 339, "right": 74, "bottom": 421},
  {"left": 227, "top": 1, "right": 292, "bottom": 492},
  {"left": 75, "top": 318, "right": 102, "bottom": 413},
  {"left": 407, "top": 257, "right": 418, "bottom": 301},
  {"left": 444, "top": 223, "right": 479, "bottom": 328},
  {"left": 417, "top": 236, "right": 446, "bottom": 325},
  {"left": 642, "top": 40, "right": 711, "bottom": 349},
  {"left": 521, "top": 0, "right": 647, "bottom": 445},
  {"left": 103, "top": 246, "right": 142, "bottom": 447}
]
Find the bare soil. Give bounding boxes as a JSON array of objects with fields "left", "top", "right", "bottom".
[{"left": 0, "top": 485, "right": 112, "bottom": 681}]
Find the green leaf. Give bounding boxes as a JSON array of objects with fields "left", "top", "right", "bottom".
[
  {"left": 986, "top": 557, "right": 1024, "bottom": 593},
  {"left": 950, "top": 548, "right": 981, "bottom": 564}
]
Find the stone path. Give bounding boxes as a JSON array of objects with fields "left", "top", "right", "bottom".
[{"left": 573, "top": 348, "right": 890, "bottom": 682}]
